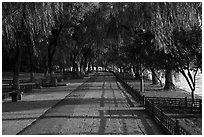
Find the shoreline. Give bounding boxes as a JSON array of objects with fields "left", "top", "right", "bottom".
[
  {"left": 175, "top": 87, "right": 202, "bottom": 99},
  {"left": 125, "top": 79, "right": 202, "bottom": 99}
]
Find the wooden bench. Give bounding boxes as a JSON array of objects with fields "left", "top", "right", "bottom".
[
  {"left": 2, "top": 82, "right": 42, "bottom": 102},
  {"left": 2, "top": 90, "right": 21, "bottom": 102},
  {"left": 20, "top": 83, "right": 36, "bottom": 93},
  {"left": 42, "top": 78, "right": 49, "bottom": 87},
  {"left": 42, "top": 77, "right": 58, "bottom": 87}
]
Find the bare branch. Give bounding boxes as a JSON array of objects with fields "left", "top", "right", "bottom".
[{"left": 193, "top": 67, "right": 199, "bottom": 87}]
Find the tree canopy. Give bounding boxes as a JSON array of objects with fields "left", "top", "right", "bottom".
[{"left": 2, "top": 2, "right": 202, "bottom": 98}]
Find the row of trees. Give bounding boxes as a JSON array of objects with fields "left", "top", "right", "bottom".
[
  {"left": 2, "top": 2, "right": 202, "bottom": 101},
  {"left": 101, "top": 3, "right": 202, "bottom": 101},
  {"left": 3, "top": 2, "right": 100, "bottom": 88}
]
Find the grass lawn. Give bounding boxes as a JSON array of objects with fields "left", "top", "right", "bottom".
[
  {"left": 124, "top": 78, "right": 202, "bottom": 135},
  {"left": 125, "top": 79, "right": 202, "bottom": 99}
]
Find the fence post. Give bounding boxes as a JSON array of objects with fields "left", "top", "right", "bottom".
[
  {"left": 199, "top": 99, "right": 202, "bottom": 112},
  {"left": 174, "top": 120, "right": 180, "bottom": 135},
  {"left": 185, "top": 97, "right": 187, "bottom": 108}
]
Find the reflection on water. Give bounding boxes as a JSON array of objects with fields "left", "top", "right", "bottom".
[{"left": 173, "top": 70, "right": 202, "bottom": 97}]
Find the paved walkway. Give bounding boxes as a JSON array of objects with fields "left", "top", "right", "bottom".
[
  {"left": 2, "top": 72, "right": 165, "bottom": 135},
  {"left": 2, "top": 74, "right": 90, "bottom": 135}
]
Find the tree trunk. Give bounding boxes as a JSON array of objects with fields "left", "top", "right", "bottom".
[
  {"left": 191, "top": 88, "right": 195, "bottom": 103},
  {"left": 47, "top": 28, "right": 62, "bottom": 86},
  {"left": 80, "top": 57, "right": 83, "bottom": 72},
  {"left": 151, "top": 68, "right": 158, "bottom": 85},
  {"left": 48, "top": 43, "right": 54, "bottom": 73},
  {"left": 83, "top": 58, "right": 87, "bottom": 72},
  {"left": 27, "top": 44, "right": 35, "bottom": 82},
  {"left": 48, "top": 50, "right": 56, "bottom": 86},
  {"left": 47, "top": 39, "right": 57, "bottom": 86},
  {"left": 164, "top": 67, "right": 175, "bottom": 90},
  {"left": 105, "top": 64, "right": 107, "bottom": 71},
  {"left": 12, "top": 44, "right": 22, "bottom": 91},
  {"left": 12, "top": 7, "right": 26, "bottom": 100},
  {"left": 133, "top": 65, "right": 140, "bottom": 79},
  {"left": 140, "top": 64, "right": 144, "bottom": 92},
  {"left": 42, "top": 56, "right": 47, "bottom": 75},
  {"left": 12, "top": 33, "right": 23, "bottom": 100},
  {"left": 91, "top": 64, "right": 94, "bottom": 71},
  {"left": 88, "top": 60, "right": 91, "bottom": 72},
  {"left": 179, "top": 68, "right": 197, "bottom": 103},
  {"left": 73, "top": 60, "right": 78, "bottom": 72},
  {"left": 50, "top": 71, "right": 57, "bottom": 86}
]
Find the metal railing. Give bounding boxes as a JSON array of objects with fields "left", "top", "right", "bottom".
[
  {"left": 112, "top": 71, "right": 201, "bottom": 135},
  {"left": 145, "top": 99, "right": 191, "bottom": 135}
]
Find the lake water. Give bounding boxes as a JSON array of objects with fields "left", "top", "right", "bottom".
[
  {"left": 173, "top": 70, "right": 202, "bottom": 97},
  {"left": 156, "top": 70, "right": 202, "bottom": 97},
  {"left": 149, "top": 70, "right": 202, "bottom": 97}
]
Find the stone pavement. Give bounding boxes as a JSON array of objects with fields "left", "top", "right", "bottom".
[
  {"left": 2, "top": 72, "right": 165, "bottom": 135},
  {"left": 2, "top": 74, "right": 91, "bottom": 135}
]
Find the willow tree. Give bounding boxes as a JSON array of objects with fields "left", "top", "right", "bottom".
[
  {"left": 169, "top": 26, "right": 201, "bottom": 101},
  {"left": 3, "top": 3, "right": 35, "bottom": 91},
  {"left": 43, "top": 2, "right": 98, "bottom": 84},
  {"left": 101, "top": 3, "right": 201, "bottom": 93},
  {"left": 82, "top": 5, "right": 107, "bottom": 72},
  {"left": 3, "top": 3, "right": 24, "bottom": 93},
  {"left": 2, "top": 2, "right": 64, "bottom": 92},
  {"left": 148, "top": 3, "right": 200, "bottom": 91},
  {"left": 101, "top": 3, "right": 155, "bottom": 92},
  {"left": 3, "top": 2, "right": 99, "bottom": 88},
  {"left": 149, "top": 3, "right": 202, "bottom": 100}
]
